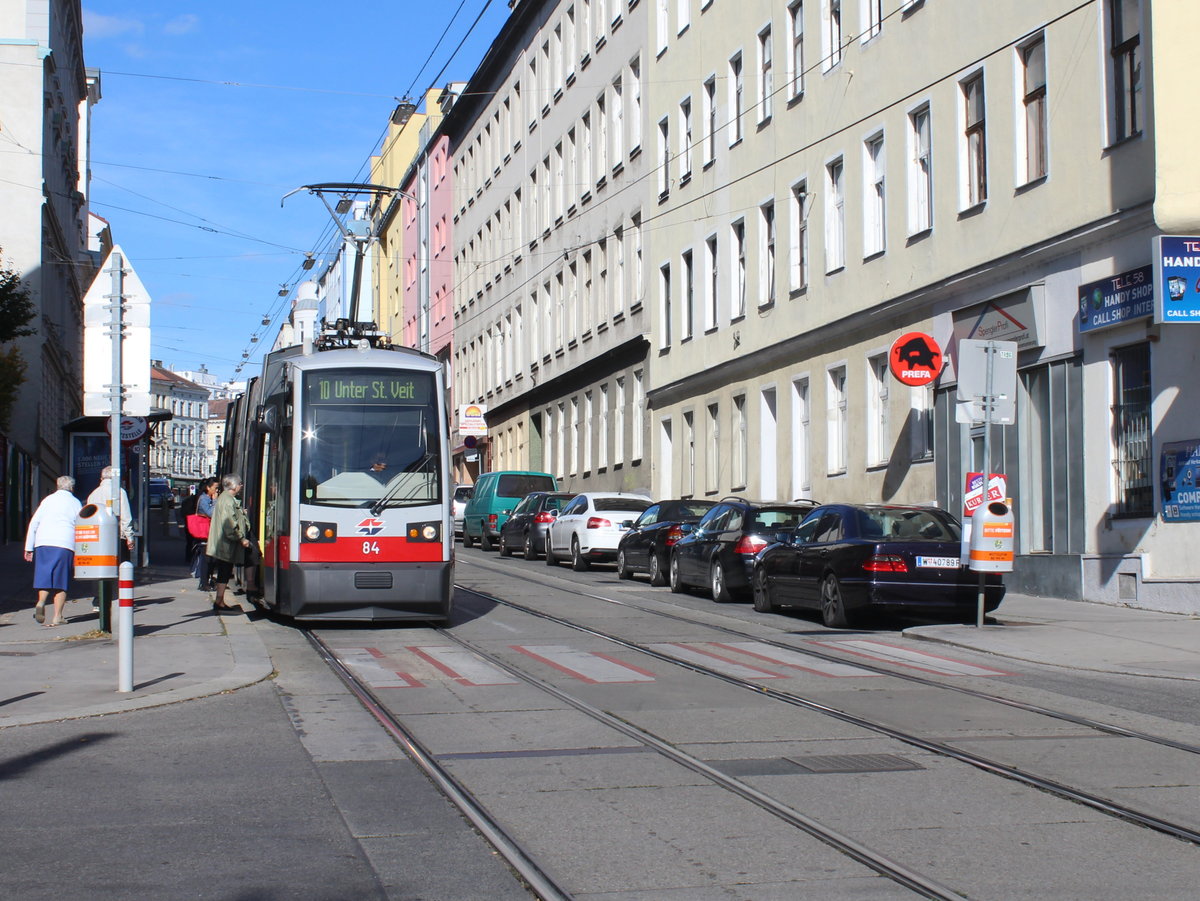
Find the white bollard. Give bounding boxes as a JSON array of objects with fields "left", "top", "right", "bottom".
[{"left": 118, "top": 561, "right": 135, "bottom": 692}]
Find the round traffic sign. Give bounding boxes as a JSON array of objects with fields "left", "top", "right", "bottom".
[{"left": 889, "top": 332, "right": 944, "bottom": 386}]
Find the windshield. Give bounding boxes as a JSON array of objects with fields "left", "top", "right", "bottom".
[{"left": 298, "top": 369, "right": 442, "bottom": 508}]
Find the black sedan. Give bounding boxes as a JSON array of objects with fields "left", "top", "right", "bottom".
[
  {"left": 751, "top": 503, "right": 1005, "bottom": 627},
  {"left": 616, "top": 499, "right": 717, "bottom": 586},
  {"left": 498, "top": 491, "right": 575, "bottom": 559},
  {"left": 669, "top": 499, "right": 818, "bottom": 602}
]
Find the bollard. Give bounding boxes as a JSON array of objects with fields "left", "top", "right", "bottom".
[{"left": 118, "top": 561, "right": 135, "bottom": 692}]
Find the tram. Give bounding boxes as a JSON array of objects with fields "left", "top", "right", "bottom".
[{"left": 223, "top": 323, "right": 453, "bottom": 621}]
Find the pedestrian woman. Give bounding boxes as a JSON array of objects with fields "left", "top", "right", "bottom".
[
  {"left": 24, "top": 475, "right": 83, "bottom": 627},
  {"left": 205, "top": 474, "right": 251, "bottom": 613},
  {"left": 193, "top": 477, "right": 219, "bottom": 591}
]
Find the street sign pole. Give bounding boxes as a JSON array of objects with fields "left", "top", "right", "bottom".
[
  {"left": 977, "top": 341, "right": 996, "bottom": 628},
  {"left": 99, "top": 252, "right": 127, "bottom": 634}
]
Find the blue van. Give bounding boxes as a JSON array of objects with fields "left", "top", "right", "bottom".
[{"left": 462, "top": 470, "right": 557, "bottom": 550}]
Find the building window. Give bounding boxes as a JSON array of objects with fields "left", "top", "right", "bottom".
[
  {"left": 825, "top": 157, "right": 845, "bottom": 272},
  {"left": 789, "top": 180, "right": 808, "bottom": 291},
  {"left": 704, "top": 234, "right": 719, "bottom": 330},
  {"left": 683, "top": 410, "right": 696, "bottom": 496},
  {"left": 791, "top": 376, "right": 810, "bottom": 498},
  {"left": 629, "top": 56, "right": 642, "bottom": 150},
  {"left": 729, "top": 54, "right": 744, "bottom": 145},
  {"left": 706, "top": 402, "right": 720, "bottom": 492},
  {"left": 681, "top": 248, "right": 695, "bottom": 340},
  {"left": 1107, "top": 0, "right": 1142, "bottom": 142},
  {"left": 867, "top": 354, "right": 890, "bottom": 466},
  {"left": 659, "top": 262, "right": 673, "bottom": 348},
  {"left": 827, "top": 365, "right": 847, "bottom": 474},
  {"left": 631, "top": 212, "right": 644, "bottom": 304},
  {"left": 732, "top": 394, "right": 747, "bottom": 489},
  {"left": 863, "top": 0, "right": 882, "bottom": 41},
  {"left": 679, "top": 96, "right": 693, "bottom": 181},
  {"left": 864, "top": 133, "right": 886, "bottom": 257},
  {"left": 677, "top": 0, "right": 690, "bottom": 33},
  {"left": 822, "top": 0, "right": 842, "bottom": 70},
  {"left": 758, "top": 26, "right": 773, "bottom": 122},
  {"left": 611, "top": 77, "right": 624, "bottom": 171},
  {"left": 962, "top": 71, "right": 987, "bottom": 207},
  {"left": 657, "top": 0, "right": 669, "bottom": 54},
  {"left": 615, "top": 376, "right": 626, "bottom": 465},
  {"left": 788, "top": 1, "right": 804, "bottom": 98},
  {"left": 910, "top": 384, "right": 934, "bottom": 461},
  {"left": 596, "top": 94, "right": 607, "bottom": 181},
  {"left": 702, "top": 76, "right": 717, "bottom": 164},
  {"left": 632, "top": 369, "right": 644, "bottom": 461},
  {"left": 908, "top": 104, "right": 933, "bottom": 234},
  {"left": 598, "top": 383, "right": 609, "bottom": 469},
  {"left": 570, "top": 396, "right": 579, "bottom": 476},
  {"left": 760, "top": 201, "right": 776, "bottom": 306},
  {"left": 1020, "top": 34, "right": 1047, "bottom": 183},
  {"left": 1112, "top": 342, "right": 1152, "bottom": 516},
  {"left": 731, "top": 219, "right": 746, "bottom": 319},
  {"left": 658, "top": 116, "right": 671, "bottom": 198}
]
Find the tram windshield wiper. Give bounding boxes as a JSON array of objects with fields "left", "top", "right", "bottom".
[{"left": 370, "top": 453, "right": 436, "bottom": 516}]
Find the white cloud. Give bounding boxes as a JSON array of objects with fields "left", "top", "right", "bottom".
[
  {"left": 82, "top": 10, "right": 144, "bottom": 39},
  {"left": 163, "top": 14, "right": 200, "bottom": 36}
]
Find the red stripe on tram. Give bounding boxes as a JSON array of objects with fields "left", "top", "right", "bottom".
[{"left": 297, "top": 536, "right": 445, "bottom": 564}]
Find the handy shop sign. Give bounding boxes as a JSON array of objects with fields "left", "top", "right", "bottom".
[
  {"left": 1154, "top": 236, "right": 1200, "bottom": 324},
  {"left": 1078, "top": 265, "right": 1153, "bottom": 333}
]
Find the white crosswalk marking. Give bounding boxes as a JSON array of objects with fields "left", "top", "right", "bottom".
[
  {"left": 514, "top": 645, "right": 657, "bottom": 683},
  {"left": 814, "top": 639, "right": 1010, "bottom": 676},
  {"left": 713, "top": 641, "right": 879, "bottom": 677},
  {"left": 407, "top": 645, "right": 519, "bottom": 686},
  {"left": 648, "top": 643, "right": 785, "bottom": 679}
]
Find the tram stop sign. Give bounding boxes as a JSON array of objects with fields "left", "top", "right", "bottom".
[{"left": 889, "top": 332, "right": 944, "bottom": 386}]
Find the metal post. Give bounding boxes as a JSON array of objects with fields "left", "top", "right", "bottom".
[
  {"left": 101, "top": 252, "right": 126, "bottom": 634},
  {"left": 117, "top": 561, "right": 134, "bottom": 692},
  {"left": 976, "top": 341, "right": 996, "bottom": 628}
]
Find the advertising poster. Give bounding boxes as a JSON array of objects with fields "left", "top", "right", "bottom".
[
  {"left": 1161, "top": 439, "right": 1200, "bottom": 523},
  {"left": 1154, "top": 236, "right": 1200, "bottom": 324}
]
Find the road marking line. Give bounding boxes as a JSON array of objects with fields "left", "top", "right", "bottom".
[
  {"left": 340, "top": 647, "right": 424, "bottom": 688},
  {"left": 712, "top": 641, "right": 880, "bottom": 677},
  {"left": 513, "top": 645, "right": 657, "bottom": 683},
  {"left": 810, "top": 639, "right": 1011, "bottom": 677},
  {"left": 648, "top": 642, "right": 786, "bottom": 679},
  {"left": 406, "top": 645, "right": 519, "bottom": 686}
]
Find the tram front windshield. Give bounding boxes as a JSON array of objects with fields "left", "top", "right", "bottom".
[{"left": 299, "top": 369, "right": 442, "bottom": 509}]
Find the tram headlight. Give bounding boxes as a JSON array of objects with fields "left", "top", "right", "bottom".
[
  {"left": 302, "top": 521, "right": 337, "bottom": 542},
  {"left": 407, "top": 521, "right": 441, "bottom": 542}
]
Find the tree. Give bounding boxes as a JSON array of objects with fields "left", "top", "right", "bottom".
[{"left": 0, "top": 251, "right": 37, "bottom": 429}]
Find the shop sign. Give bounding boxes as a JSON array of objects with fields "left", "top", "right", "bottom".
[
  {"left": 1161, "top": 439, "right": 1200, "bottom": 523},
  {"left": 1078, "top": 265, "right": 1154, "bottom": 333},
  {"left": 889, "top": 332, "right": 944, "bottom": 386},
  {"left": 458, "top": 404, "right": 488, "bottom": 437},
  {"left": 952, "top": 285, "right": 1043, "bottom": 351},
  {"left": 1155, "top": 236, "right": 1200, "bottom": 324}
]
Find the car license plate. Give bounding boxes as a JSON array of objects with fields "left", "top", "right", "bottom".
[{"left": 916, "top": 556, "right": 959, "bottom": 568}]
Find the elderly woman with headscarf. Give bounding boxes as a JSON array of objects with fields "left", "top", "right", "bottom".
[{"left": 205, "top": 474, "right": 251, "bottom": 612}]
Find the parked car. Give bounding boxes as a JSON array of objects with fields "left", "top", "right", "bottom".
[
  {"left": 452, "top": 484, "right": 474, "bottom": 536},
  {"left": 616, "top": 499, "right": 718, "bottom": 586},
  {"left": 669, "top": 498, "right": 819, "bottom": 602},
  {"left": 148, "top": 478, "right": 174, "bottom": 508},
  {"left": 750, "top": 503, "right": 1005, "bottom": 627},
  {"left": 462, "top": 470, "right": 557, "bottom": 550},
  {"left": 546, "top": 491, "right": 653, "bottom": 571},
  {"left": 499, "top": 491, "right": 575, "bottom": 559}
]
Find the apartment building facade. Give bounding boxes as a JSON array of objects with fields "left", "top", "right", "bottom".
[
  {"left": 446, "top": 0, "right": 652, "bottom": 494},
  {"left": 149, "top": 364, "right": 209, "bottom": 488}
]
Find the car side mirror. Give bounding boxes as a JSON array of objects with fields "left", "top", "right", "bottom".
[
  {"left": 621, "top": 519, "right": 634, "bottom": 528},
  {"left": 679, "top": 522, "right": 696, "bottom": 535}
]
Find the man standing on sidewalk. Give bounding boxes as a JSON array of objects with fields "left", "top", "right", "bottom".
[
  {"left": 24, "top": 476, "right": 83, "bottom": 627},
  {"left": 87, "top": 466, "right": 135, "bottom": 554}
]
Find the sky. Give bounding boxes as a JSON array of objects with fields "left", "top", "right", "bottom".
[{"left": 82, "top": 0, "right": 512, "bottom": 385}]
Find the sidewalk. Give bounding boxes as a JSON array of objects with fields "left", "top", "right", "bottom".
[{"left": 0, "top": 511, "right": 272, "bottom": 729}]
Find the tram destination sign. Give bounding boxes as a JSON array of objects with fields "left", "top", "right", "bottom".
[{"left": 306, "top": 372, "right": 432, "bottom": 405}]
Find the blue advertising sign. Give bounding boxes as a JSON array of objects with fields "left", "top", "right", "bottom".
[
  {"left": 1161, "top": 439, "right": 1200, "bottom": 523},
  {"left": 1078, "top": 265, "right": 1153, "bottom": 333},
  {"left": 1154, "top": 236, "right": 1200, "bottom": 324}
]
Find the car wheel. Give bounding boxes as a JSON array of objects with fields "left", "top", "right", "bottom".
[
  {"left": 498, "top": 532, "right": 512, "bottom": 557},
  {"left": 461, "top": 529, "right": 474, "bottom": 549},
  {"left": 545, "top": 535, "right": 558, "bottom": 566},
  {"left": 616, "top": 549, "right": 632, "bottom": 579},
  {"left": 648, "top": 551, "right": 667, "bottom": 587},
  {"left": 752, "top": 568, "right": 777, "bottom": 613},
  {"left": 571, "top": 537, "right": 589, "bottom": 571},
  {"left": 480, "top": 532, "right": 494, "bottom": 551},
  {"left": 523, "top": 532, "right": 537, "bottom": 560},
  {"left": 669, "top": 553, "right": 685, "bottom": 593},
  {"left": 710, "top": 560, "right": 734, "bottom": 603},
  {"left": 820, "top": 574, "right": 853, "bottom": 629}
]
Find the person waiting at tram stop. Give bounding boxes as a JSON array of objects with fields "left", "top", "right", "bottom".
[
  {"left": 24, "top": 476, "right": 83, "bottom": 627},
  {"left": 87, "top": 465, "right": 135, "bottom": 557},
  {"left": 205, "top": 474, "right": 252, "bottom": 612},
  {"left": 192, "top": 477, "right": 219, "bottom": 591}
]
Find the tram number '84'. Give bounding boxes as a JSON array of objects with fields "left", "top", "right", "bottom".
[{"left": 363, "top": 541, "right": 381, "bottom": 556}]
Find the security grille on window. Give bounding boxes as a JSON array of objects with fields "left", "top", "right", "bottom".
[{"left": 1112, "top": 342, "right": 1152, "bottom": 517}]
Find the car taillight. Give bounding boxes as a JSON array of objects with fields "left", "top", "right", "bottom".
[
  {"left": 487, "top": 514, "right": 498, "bottom": 528},
  {"left": 586, "top": 516, "right": 611, "bottom": 529},
  {"left": 864, "top": 554, "right": 908, "bottom": 573},
  {"left": 534, "top": 512, "right": 555, "bottom": 523},
  {"left": 734, "top": 535, "right": 767, "bottom": 556},
  {"left": 666, "top": 524, "right": 683, "bottom": 545}
]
